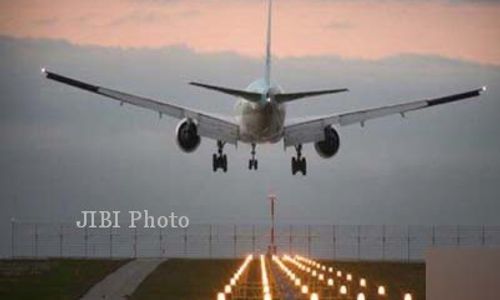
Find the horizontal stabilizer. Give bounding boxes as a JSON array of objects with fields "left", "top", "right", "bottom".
[
  {"left": 275, "top": 88, "right": 349, "bottom": 103},
  {"left": 190, "top": 82, "right": 262, "bottom": 103}
]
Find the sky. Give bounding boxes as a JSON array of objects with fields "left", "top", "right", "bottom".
[
  {"left": 1, "top": 0, "right": 500, "bottom": 65},
  {"left": 0, "top": 0, "right": 499, "bottom": 257}
]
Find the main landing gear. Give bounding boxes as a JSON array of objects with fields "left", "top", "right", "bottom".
[
  {"left": 212, "top": 140, "right": 227, "bottom": 172},
  {"left": 291, "top": 144, "right": 307, "bottom": 175},
  {"left": 248, "top": 143, "right": 258, "bottom": 170}
]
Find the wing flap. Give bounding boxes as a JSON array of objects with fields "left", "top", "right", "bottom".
[
  {"left": 197, "top": 114, "right": 239, "bottom": 144},
  {"left": 284, "top": 121, "right": 328, "bottom": 146}
]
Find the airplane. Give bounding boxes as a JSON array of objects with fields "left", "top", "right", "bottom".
[{"left": 41, "top": 0, "right": 486, "bottom": 176}]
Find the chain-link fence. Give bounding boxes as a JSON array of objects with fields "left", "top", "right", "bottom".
[{"left": 10, "top": 221, "right": 500, "bottom": 261}]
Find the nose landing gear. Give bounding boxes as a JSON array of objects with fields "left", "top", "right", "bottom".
[
  {"left": 291, "top": 144, "right": 307, "bottom": 175},
  {"left": 212, "top": 140, "right": 227, "bottom": 172},
  {"left": 248, "top": 143, "right": 258, "bottom": 170}
]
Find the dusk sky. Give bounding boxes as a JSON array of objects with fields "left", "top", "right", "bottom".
[
  {"left": 0, "top": 0, "right": 499, "bottom": 257},
  {"left": 1, "top": 0, "right": 500, "bottom": 65}
]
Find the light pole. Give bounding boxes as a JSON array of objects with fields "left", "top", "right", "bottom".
[{"left": 268, "top": 193, "right": 277, "bottom": 255}]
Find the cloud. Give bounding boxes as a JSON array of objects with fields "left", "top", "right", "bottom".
[
  {"left": 107, "top": 9, "right": 199, "bottom": 27},
  {"left": 0, "top": 0, "right": 499, "bottom": 65},
  {"left": 32, "top": 17, "right": 58, "bottom": 26},
  {"left": 108, "top": 11, "right": 170, "bottom": 26},
  {"left": 325, "top": 20, "right": 355, "bottom": 30},
  {"left": 1, "top": 35, "right": 499, "bottom": 228}
]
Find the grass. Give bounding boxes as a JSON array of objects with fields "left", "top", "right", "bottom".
[
  {"left": 0, "top": 258, "right": 425, "bottom": 300},
  {"left": 131, "top": 259, "right": 240, "bottom": 300},
  {"left": 321, "top": 260, "right": 425, "bottom": 300},
  {"left": 0, "top": 259, "right": 129, "bottom": 300},
  {"left": 133, "top": 258, "right": 424, "bottom": 300}
]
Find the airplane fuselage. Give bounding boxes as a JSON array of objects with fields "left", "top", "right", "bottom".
[{"left": 235, "top": 79, "right": 286, "bottom": 144}]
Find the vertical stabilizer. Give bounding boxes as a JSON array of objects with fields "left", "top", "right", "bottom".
[{"left": 264, "top": 0, "right": 273, "bottom": 89}]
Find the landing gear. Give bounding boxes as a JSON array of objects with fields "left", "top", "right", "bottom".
[
  {"left": 248, "top": 143, "right": 258, "bottom": 170},
  {"left": 291, "top": 144, "right": 307, "bottom": 175},
  {"left": 212, "top": 141, "right": 227, "bottom": 172}
]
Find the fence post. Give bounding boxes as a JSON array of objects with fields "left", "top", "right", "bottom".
[
  {"left": 432, "top": 225, "right": 436, "bottom": 246},
  {"left": 382, "top": 225, "right": 386, "bottom": 261},
  {"left": 407, "top": 226, "right": 411, "bottom": 262},
  {"left": 11, "top": 218, "right": 15, "bottom": 259},
  {"left": 59, "top": 224, "right": 63, "bottom": 257},
  {"left": 134, "top": 227, "right": 137, "bottom": 258},
  {"left": 332, "top": 225, "right": 336, "bottom": 260},
  {"left": 481, "top": 225, "right": 486, "bottom": 246},
  {"left": 34, "top": 223, "right": 38, "bottom": 258},
  {"left": 233, "top": 225, "right": 237, "bottom": 258},
  {"left": 357, "top": 225, "right": 361, "bottom": 260},
  {"left": 252, "top": 225, "right": 256, "bottom": 254},
  {"left": 209, "top": 224, "right": 213, "bottom": 258},
  {"left": 109, "top": 227, "right": 113, "bottom": 258},
  {"left": 159, "top": 228, "right": 163, "bottom": 257},
  {"left": 84, "top": 227, "right": 88, "bottom": 258},
  {"left": 183, "top": 228, "right": 188, "bottom": 257},
  {"left": 307, "top": 225, "right": 311, "bottom": 257}
]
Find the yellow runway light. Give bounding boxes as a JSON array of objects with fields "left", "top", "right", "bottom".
[
  {"left": 378, "top": 285, "right": 386, "bottom": 296},
  {"left": 327, "top": 278, "right": 334, "bottom": 286},
  {"left": 339, "top": 285, "right": 347, "bottom": 295},
  {"left": 301, "top": 285, "right": 309, "bottom": 294},
  {"left": 295, "top": 278, "right": 301, "bottom": 286},
  {"left": 357, "top": 292, "right": 366, "bottom": 300},
  {"left": 360, "top": 278, "right": 366, "bottom": 287}
]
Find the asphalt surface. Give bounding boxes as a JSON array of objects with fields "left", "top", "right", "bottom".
[{"left": 80, "top": 258, "right": 166, "bottom": 300}]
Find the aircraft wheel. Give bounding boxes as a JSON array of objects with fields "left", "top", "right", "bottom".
[
  {"left": 249, "top": 159, "right": 258, "bottom": 170},
  {"left": 222, "top": 155, "right": 228, "bottom": 172},
  {"left": 212, "top": 154, "right": 218, "bottom": 172},
  {"left": 291, "top": 157, "right": 297, "bottom": 175},
  {"left": 254, "top": 160, "right": 258, "bottom": 170},
  {"left": 301, "top": 157, "right": 307, "bottom": 176}
]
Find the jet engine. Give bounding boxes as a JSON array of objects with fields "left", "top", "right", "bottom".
[
  {"left": 314, "top": 126, "right": 340, "bottom": 158},
  {"left": 175, "top": 119, "right": 201, "bottom": 153}
]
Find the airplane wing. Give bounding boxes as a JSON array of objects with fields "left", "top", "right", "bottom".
[
  {"left": 42, "top": 69, "right": 239, "bottom": 145},
  {"left": 284, "top": 87, "right": 486, "bottom": 147}
]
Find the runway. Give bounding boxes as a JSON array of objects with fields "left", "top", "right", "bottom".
[{"left": 80, "top": 258, "right": 165, "bottom": 300}]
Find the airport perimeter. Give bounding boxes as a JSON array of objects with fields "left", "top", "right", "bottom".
[{"left": 10, "top": 220, "right": 500, "bottom": 261}]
